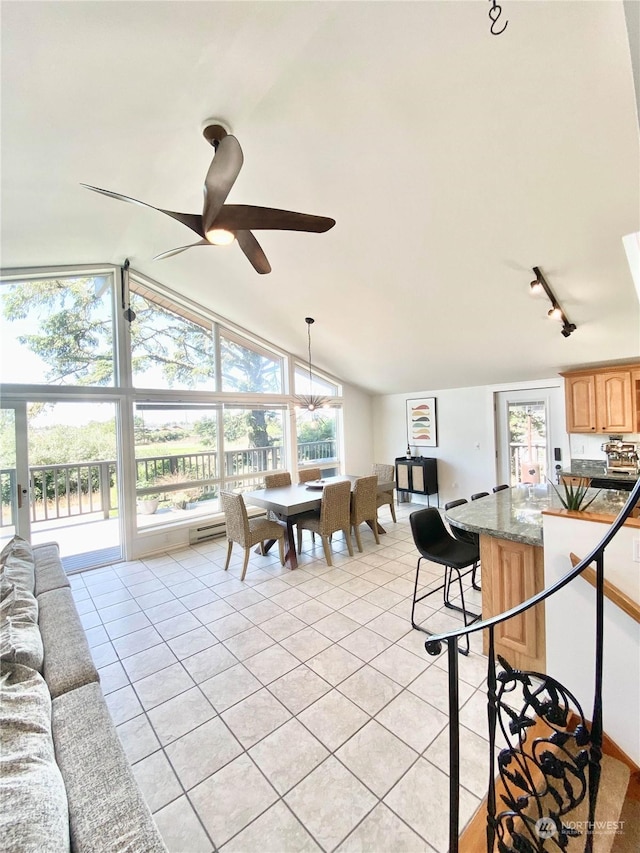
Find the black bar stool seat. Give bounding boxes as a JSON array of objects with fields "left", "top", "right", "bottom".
[{"left": 409, "top": 508, "right": 481, "bottom": 655}]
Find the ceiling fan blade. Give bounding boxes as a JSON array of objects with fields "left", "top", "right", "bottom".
[
  {"left": 236, "top": 230, "right": 271, "bottom": 274},
  {"left": 216, "top": 204, "right": 335, "bottom": 233},
  {"left": 153, "top": 239, "right": 209, "bottom": 260},
  {"left": 81, "top": 183, "right": 204, "bottom": 237},
  {"left": 202, "top": 135, "right": 244, "bottom": 233}
]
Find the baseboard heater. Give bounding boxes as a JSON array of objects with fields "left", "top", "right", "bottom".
[{"left": 189, "top": 507, "right": 267, "bottom": 545}]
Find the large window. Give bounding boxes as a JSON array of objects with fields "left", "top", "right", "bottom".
[
  {"left": 130, "top": 282, "right": 216, "bottom": 391},
  {"left": 134, "top": 402, "right": 287, "bottom": 528},
  {"left": 0, "top": 273, "right": 115, "bottom": 386},
  {"left": 1, "top": 264, "right": 343, "bottom": 563},
  {"left": 220, "top": 331, "right": 283, "bottom": 393}
]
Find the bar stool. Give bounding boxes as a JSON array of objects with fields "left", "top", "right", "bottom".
[
  {"left": 444, "top": 499, "right": 481, "bottom": 591},
  {"left": 471, "top": 492, "right": 489, "bottom": 501},
  {"left": 493, "top": 484, "right": 509, "bottom": 493},
  {"left": 409, "top": 508, "right": 481, "bottom": 655}
]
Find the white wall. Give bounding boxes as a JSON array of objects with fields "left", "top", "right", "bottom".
[
  {"left": 543, "top": 512, "right": 640, "bottom": 762},
  {"left": 341, "top": 381, "right": 374, "bottom": 476},
  {"left": 372, "top": 378, "right": 566, "bottom": 506}
]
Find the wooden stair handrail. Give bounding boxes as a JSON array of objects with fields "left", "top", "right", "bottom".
[{"left": 569, "top": 552, "right": 640, "bottom": 624}]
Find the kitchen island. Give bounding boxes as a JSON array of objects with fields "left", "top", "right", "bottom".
[{"left": 444, "top": 485, "right": 631, "bottom": 672}]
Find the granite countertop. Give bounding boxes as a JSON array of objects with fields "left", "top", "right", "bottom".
[
  {"left": 562, "top": 460, "right": 639, "bottom": 485},
  {"left": 444, "top": 484, "right": 632, "bottom": 547}
]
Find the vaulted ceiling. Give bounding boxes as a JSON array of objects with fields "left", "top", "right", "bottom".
[{"left": 1, "top": 1, "right": 638, "bottom": 395}]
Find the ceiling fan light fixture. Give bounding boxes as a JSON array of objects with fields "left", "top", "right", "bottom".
[{"left": 206, "top": 227, "right": 235, "bottom": 246}]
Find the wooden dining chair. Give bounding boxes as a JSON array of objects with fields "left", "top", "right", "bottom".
[
  {"left": 220, "top": 490, "right": 285, "bottom": 581},
  {"left": 350, "top": 475, "right": 380, "bottom": 552},
  {"left": 298, "top": 468, "right": 322, "bottom": 484},
  {"left": 295, "top": 480, "right": 353, "bottom": 566},
  {"left": 371, "top": 462, "right": 396, "bottom": 523}
]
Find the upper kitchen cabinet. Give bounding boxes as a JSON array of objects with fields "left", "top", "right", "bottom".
[
  {"left": 564, "top": 373, "right": 597, "bottom": 432},
  {"left": 561, "top": 365, "right": 639, "bottom": 433}
]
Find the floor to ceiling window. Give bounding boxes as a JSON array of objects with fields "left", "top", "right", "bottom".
[{"left": 1, "top": 264, "right": 343, "bottom": 570}]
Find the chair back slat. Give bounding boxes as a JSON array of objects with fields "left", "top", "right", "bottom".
[
  {"left": 372, "top": 463, "right": 394, "bottom": 483},
  {"left": 264, "top": 472, "right": 292, "bottom": 488},
  {"left": 351, "top": 475, "right": 378, "bottom": 524},
  {"left": 221, "top": 490, "right": 250, "bottom": 545},
  {"left": 319, "top": 480, "right": 352, "bottom": 534},
  {"left": 299, "top": 468, "right": 322, "bottom": 484}
]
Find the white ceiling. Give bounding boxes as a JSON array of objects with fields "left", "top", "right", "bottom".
[{"left": 1, "top": 1, "right": 639, "bottom": 395}]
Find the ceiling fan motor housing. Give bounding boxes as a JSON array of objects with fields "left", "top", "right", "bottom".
[{"left": 201, "top": 119, "right": 230, "bottom": 149}]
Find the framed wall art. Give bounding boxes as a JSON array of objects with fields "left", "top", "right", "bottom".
[{"left": 406, "top": 397, "right": 437, "bottom": 447}]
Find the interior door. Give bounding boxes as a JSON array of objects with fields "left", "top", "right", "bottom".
[
  {"left": 496, "top": 388, "right": 565, "bottom": 486},
  {"left": 0, "top": 402, "right": 30, "bottom": 545}
]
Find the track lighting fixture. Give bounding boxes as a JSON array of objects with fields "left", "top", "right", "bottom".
[
  {"left": 529, "top": 266, "right": 576, "bottom": 338},
  {"left": 294, "top": 318, "right": 330, "bottom": 412}
]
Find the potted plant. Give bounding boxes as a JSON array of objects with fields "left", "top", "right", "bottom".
[
  {"left": 549, "top": 478, "right": 600, "bottom": 512},
  {"left": 157, "top": 471, "right": 200, "bottom": 510},
  {"left": 136, "top": 478, "right": 160, "bottom": 515}
]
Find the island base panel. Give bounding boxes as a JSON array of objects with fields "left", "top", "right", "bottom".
[{"left": 480, "top": 534, "right": 546, "bottom": 673}]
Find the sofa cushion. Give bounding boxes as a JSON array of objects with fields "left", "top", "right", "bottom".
[
  {"left": 0, "top": 535, "right": 35, "bottom": 594},
  {"left": 0, "top": 662, "right": 70, "bottom": 852},
  {"left": 0, "top": 576, "right": 44, "bottom": 672},
  {"left": 38, "top": 587, "right": 99, "bottom": 698},
  {"left": 52, "top": 682, "right": 167, "bottom": 853},
  {"left": 33, "top": 542, "right": 70, "bottom": 597}
]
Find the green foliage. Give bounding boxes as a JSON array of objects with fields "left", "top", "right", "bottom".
[
  {"left": 550, "top": 480, "right": 600, "bottom": 512},
  {"left": 28, "top": 420, "right": 116, "bottom": 466},
  {"left": 297, "top": 417, "right": 334, "bottom": 443},
  {"left": 2, "top": 278, "right": 114, "bottom": 385},
  {"left": 508, "top": 405, "right": 546, "bottom": 444}
]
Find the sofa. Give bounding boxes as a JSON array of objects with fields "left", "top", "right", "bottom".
[{"left": 0, "top": 536, "right": 167, "bottom": 853}]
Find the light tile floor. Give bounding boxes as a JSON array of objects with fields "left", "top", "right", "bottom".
[{"left": 72, "top": 502, "right": 492, "bottom": 853}]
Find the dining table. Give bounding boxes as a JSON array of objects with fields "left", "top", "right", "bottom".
[{"left": 243, "top": 474, "right": 395, "bottom": 569}]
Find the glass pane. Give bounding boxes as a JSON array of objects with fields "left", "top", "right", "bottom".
[
  {"left": 296, "top": 408, "right": 339, "bottom": 470},
  {"left": 27, "top": 401, "right": 121, "bottom": 568},
  {"left": 222, "top": 406, "right": 285, "bottom": 480},
  {"left": 0, "top": 275, "right": 115, "bottom": 386},
  {"left": 134, "top": 403, "right": 286, "bottom": 526},
  {"left": 134, "top": 404, "right": 219, "bottom": 520},
  {"left": 220, "top": 334, "right": 282, "bottom": 393},
  {"left": 130, "top": 289, "right": 215, "bottom": 391},
  {"left": 0, "top": 409, "right": 17, "bottom": 542},
  {"left": 508, "top": 401, "right": 547, "bottom": 484},
  {"left": 294, "top": 364, "right": 338, "bottom": 396}
]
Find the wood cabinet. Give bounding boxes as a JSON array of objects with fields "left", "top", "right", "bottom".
[
  {"left": 395, "top": 457, "right": 438, "bottom": 504},
  {"left": 564, "top": 373, "right": 597, "bottom": 432},
  {"left": 562, "top": 365, "right": 638, "bottom": 434},
  {"left": 481, "top": 534, "right": 546, "bottom": 672}
]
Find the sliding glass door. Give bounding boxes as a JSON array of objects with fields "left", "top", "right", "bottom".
[
  {"left": 1, "top": 398, "right": 122, "bottom": 570},
  {"left": 0, "top": 403, "right": 30, "bottom": 547}
]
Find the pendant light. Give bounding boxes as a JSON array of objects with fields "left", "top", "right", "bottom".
[{"left": 294, "top": 317, "right": 330, "bottom": 412}]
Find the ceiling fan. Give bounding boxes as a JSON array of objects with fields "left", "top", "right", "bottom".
[{"left": 81, "top": 121, "right": 335, "bottom": 274}]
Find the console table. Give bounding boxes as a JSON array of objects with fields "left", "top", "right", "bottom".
[{"left": 395, "top": 457, "right": 439, "bottom": 506}]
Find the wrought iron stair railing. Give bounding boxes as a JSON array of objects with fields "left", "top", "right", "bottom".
[{"left": 422, "top": 478, "right": 640, "bottom": 853}]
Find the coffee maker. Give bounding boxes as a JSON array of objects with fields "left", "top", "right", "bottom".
[{"left": 601, "top": 439, "right": 640, "bottom": 475}]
